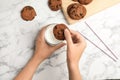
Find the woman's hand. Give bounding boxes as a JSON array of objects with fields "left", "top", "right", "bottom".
[
  {"left": 34, "top": 26, "right": 65, "bottom": 62},
  {"left": 64, "top": 29, "right": 86, "bottom": 80},
  {"left": 64, "top": 29, "right": 86, "bottom": 64}
]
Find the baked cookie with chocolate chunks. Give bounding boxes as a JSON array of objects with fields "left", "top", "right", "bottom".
[
  {"left": 67, "top": 3, "right": 86, "bottom": 20},
  {"left": 21, "top": 6, "right": 36, "bottom": 21},
  {"left": 78, "top": 0, "right": 93, "bottom": 5},
  {"left": 48, "top": 0, "right": 62, "bottom": 11},
  {"left": 72, "top": 0, "right": 78, "bottom": 2},
  {"left": 53, "top": 24, "right": 68, "bottom": 40}
]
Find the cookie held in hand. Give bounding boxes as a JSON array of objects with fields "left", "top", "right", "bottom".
[
  {"left": 21, "top": 6, "right": 36, "bottom": 21},
  {"left": 53, "top": 24, "right": 68, "bottom": 40},
  {"left": 67, "top": 3, "right": 87, "bottom": 20}
]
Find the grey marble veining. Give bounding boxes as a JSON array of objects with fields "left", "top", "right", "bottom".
[{"left": 0, "top": 0, "right": 120, "bottom": 80}]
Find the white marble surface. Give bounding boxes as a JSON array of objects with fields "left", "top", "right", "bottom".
[{"left": 0, "top": 0, "right": 120, "bottom": 80}]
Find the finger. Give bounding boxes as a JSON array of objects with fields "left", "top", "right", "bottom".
[
  {"left": 69, "top": 30, "right": 81, "bottom": 43},
  {"left": 70, "top": 30, "right": 80, "bottom": 37},
  {"left": 70, "top": 30, "right": 85, "bottom": 44},
  {"left": 70, "top": 30, "right": 79, "bottom": 35},
  {"left": 64, "top": 29, "right": 73, "bottom": 46},
  {"left": 54, "top": 43, "right": 66, "bottom": 50}
]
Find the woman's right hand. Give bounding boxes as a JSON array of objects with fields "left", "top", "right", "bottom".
[{"left": 64, "top": 29, "right": 86, "bottom": 65}]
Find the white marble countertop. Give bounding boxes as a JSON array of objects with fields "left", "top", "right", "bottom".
[{"left": 0, "top": 0, "right": 120, "bottom": 80}]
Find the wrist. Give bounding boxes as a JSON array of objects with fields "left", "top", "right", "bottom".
[
  {"left": 67, "top": 58, "right": 79, "bottom": 66},
  {"left": 67, "top": 61, "right": 79, "bottom": 70},
  {"left": 32, "top": 53, "right": 43, "bottom": 64}
]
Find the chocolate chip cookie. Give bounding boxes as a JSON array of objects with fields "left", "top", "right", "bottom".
[
  {"left": 67, "top": 3, "right": 86, "bottom": 20},
  {"left": 72, "top": 0, "right": 78, "bottom": 2},
  {"left": 53, "top": 24, "right": 68, "bottom": 40},
  {"left": 21, "top": 6, "right": 36, "bottom": 21},
  {"left": 78, "top": 0, "right": 93, "bottom": 5},
  {"left": 48, "top": 0, "right": 62, "bottom": 11}
]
